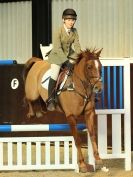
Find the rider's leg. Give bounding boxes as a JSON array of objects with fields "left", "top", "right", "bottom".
[{"left": 47, "top": 64, "right": 60, "bottom": 111}]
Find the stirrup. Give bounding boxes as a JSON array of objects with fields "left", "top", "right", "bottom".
[{"left": 67, "top": 83, "right": 74, "bottom": 91}]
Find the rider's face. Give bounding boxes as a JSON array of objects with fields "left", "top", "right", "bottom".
[{"left": 63, "top": 18, "right": 76, "bottom": 29}]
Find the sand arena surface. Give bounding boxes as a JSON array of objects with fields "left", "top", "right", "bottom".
[{"left": 0, "top": 146, "right": 132, "bottom": 177}]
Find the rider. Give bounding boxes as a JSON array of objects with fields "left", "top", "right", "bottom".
[{"left": 47, "top": 8, "right": 81, "bottom": 111}]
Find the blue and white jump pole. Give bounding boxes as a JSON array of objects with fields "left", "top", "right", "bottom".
[
  {"left": 0, "top": 60, "right": 17, "bottom": 65},
  {"left": 0, "top": 124, "right": 86, "bottom": 132}
]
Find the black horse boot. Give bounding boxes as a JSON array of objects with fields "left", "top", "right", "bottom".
[{"left": 47, "top": 78, "right": 56, "bottom": 111}]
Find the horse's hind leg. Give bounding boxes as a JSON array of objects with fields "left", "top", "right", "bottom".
[
  {"left": 27, "top": 100, "right": 36, "bottom": 118},
  {"left": 35, "top": 98, "right": 47, "bottom": 118},
  {"left": 66, "top": 115, "right": 94, "bottom": 173},
  {"left": 85, "top": 110, "right": 103, "bottom": 165}
]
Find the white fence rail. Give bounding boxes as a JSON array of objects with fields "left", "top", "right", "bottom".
[{"left": 0, "top": 136, "right": 78, "bottom": 171}]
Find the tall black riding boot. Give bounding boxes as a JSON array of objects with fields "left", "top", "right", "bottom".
[{"left": 47, "top": 78, "right": 56, "bottom": 111}]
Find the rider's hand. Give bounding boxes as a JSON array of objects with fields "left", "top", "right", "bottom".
[{"left": 66, "top": 60, "right": 74, "bottom": 70}]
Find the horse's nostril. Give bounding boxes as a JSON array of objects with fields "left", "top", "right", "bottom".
[
  {"left": 94, "top": 86, "right": 102, "bottom": 93},
  {"left": 94, "top": 87, "right": 98, "bottom": 92}
]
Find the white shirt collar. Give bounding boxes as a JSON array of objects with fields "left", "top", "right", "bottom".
[{"left": 64, "top": 24, "right": 71, "bottom": 35}]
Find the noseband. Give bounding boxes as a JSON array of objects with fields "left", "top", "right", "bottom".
[{"left": 87, "top": 76, "right": 102, "bottom": 92}]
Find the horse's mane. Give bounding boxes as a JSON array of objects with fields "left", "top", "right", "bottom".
[{"left": 76, "top": 48, "right": 100, "bottom": 64}]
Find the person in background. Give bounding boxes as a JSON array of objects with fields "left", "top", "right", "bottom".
[{"left": 47, "top": 8, "right": 81, "bottom": 111}]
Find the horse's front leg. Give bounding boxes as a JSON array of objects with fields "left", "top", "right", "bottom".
[
  {"left": 67, "top": 115, "right": 94, "bottom": 173},
  {"left": 85, "top": 109, "right": 102, "bottom": 165}
]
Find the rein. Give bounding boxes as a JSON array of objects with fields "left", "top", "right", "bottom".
[
  {"left": 58, "top": 71, "right": 92, "bottom": 113},
  {"left": 59, "top": 71, "right": 93, "bottom": 105},
  {"left": 73, "top": 72, "right": 93, "bottom": 103}
]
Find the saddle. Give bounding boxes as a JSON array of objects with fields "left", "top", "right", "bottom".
[{"left": 55, "top": 67, "right": 74, "bottom": 94}]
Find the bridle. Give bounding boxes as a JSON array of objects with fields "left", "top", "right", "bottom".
[
  {"left": 84, "top": 59, "right": 102, "bottom": 91},
  {"left": 87, "top": 76, "right": 102, "bottom": 92},
  {"left": 73, "top": 72, "right": 101, "bottom": 99}
]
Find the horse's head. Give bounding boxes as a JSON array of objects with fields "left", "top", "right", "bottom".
[{"left": 76, "top": 48, "right": 103, "bottom": 94}]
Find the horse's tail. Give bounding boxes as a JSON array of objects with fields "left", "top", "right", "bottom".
[{"left": 22, "top": 57, "right": 42, "bottom": 82}]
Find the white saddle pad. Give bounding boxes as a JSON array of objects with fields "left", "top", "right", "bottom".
[{"left": 41, "top": 69, "right": 51, "bottom": 90}]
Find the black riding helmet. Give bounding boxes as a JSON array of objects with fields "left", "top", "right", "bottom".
[{"left": 62, "top": 8, "right": 77, "bottom": 20}]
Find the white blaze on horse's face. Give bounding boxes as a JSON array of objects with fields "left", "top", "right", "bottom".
[
  {"left": 95, "top": 60, "right": 99, "bottom": 76},
  {"left": 92, "top": 59, "right": 102, "bottom": 93},
  {"left": 86, "top": 59, "right": 102, "bottom": 93},
  {"left": 94, "top": 60, "right": 101, "bottom": 79},
  {"left": 95, "top": 60, "right": 99, "bottom": 68}
]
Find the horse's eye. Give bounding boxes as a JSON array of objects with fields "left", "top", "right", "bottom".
[{"left": 87, "top": 65, "right": 92, "bottom": 69}]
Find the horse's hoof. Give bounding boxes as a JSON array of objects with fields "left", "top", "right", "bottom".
[
  {"left": 79, "top": 164, "right": 94, "bottom": 173},
  {"left": 95, "top": 159, "right": 103, "bottom": 170},
  {"left": 27, "top": 113, "right": 35, "bottom": 119},
  {"left": 36, "top": 111, "right": 44, "bottom": 118}
]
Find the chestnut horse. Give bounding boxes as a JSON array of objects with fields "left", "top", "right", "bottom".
[{"left": 23, "top": 48, "right": 103, "bottom": 172}]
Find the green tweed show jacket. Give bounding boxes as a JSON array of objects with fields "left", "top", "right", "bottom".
[{"left": 48, "top": 25, "right": 81, "bottom": 65}]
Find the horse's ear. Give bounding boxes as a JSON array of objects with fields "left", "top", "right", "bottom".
[{"left": 96, "top": 48, "right": 103, "bottom": 57}]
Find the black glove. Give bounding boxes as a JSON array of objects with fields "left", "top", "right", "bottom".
[{"left": 65, "top": 60, "right": 74, "bottom": 70}]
